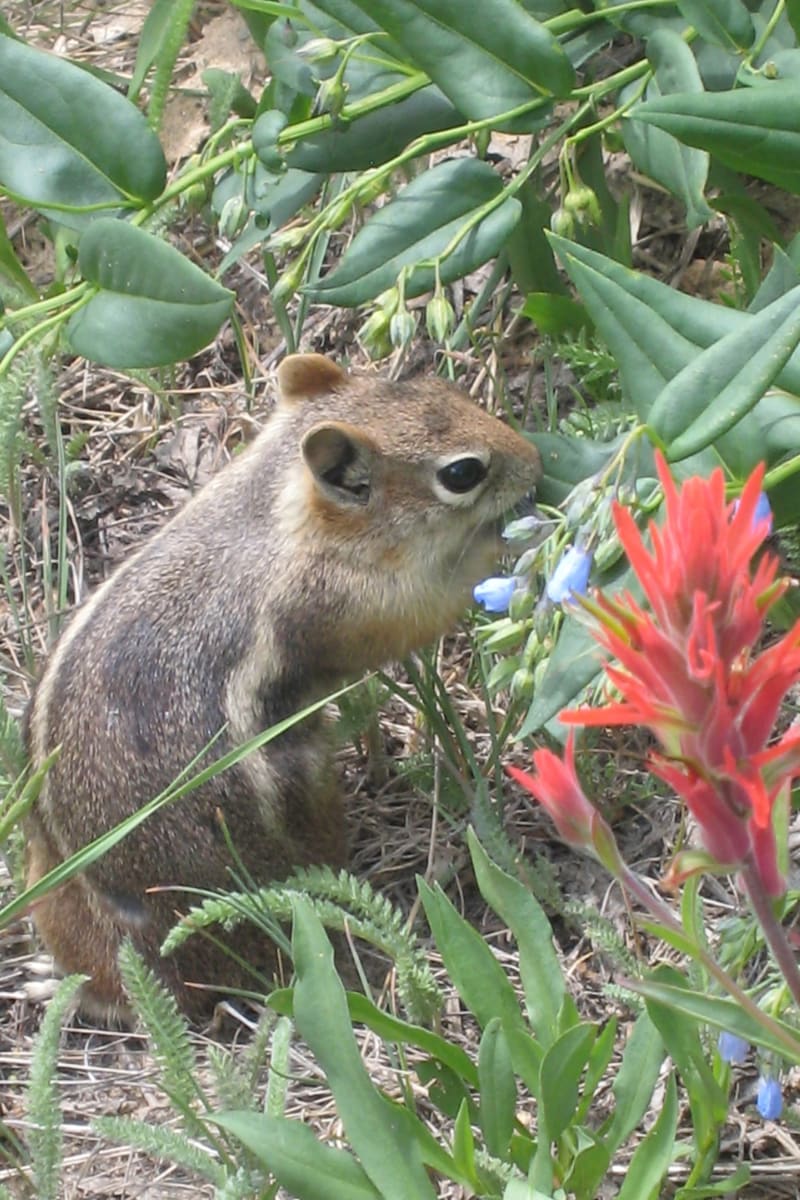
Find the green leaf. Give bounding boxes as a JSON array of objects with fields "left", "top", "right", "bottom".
[
  {"left": 616, "top": 1073, "right": 678, "bottom": 1200},
  {"left": 66, "top": 219, "right": 233, "bottom": 368},
  {"left": 214, "top": 1112, "right": 382, "bottom": 1199},
  {"left": 676, "top": 0, "right": 754, "bottom": 50},
  {"left": 547, "top": 235, "right": 800, "bottom": 413},
  {"left": 269, "top": 987, "right": 479, "bottom": 1087},
  {"left": 622, "top": 30, "right": 712, "bottom": 229},
  {"left": 451, "top": 1101, "right": 479, "bottom": 1184},
  {"left": 548, "top": 234, "right": 695, "bottom": 416},
  {"left": 287, "top": 85, "right": 461, "bottom": 172},
  {"left": 252, "top": 109, "right": 289, "bottom": 171},
  {"left": 291, "top": 898, "right": 438, "bottom": 1198},
  {"left": 478, "top": 1019, "right": 516, "bottom": 1158},
  {"left": 517, "top": 616, "right": 607, "bottom": 736},
  {"left": 322, "top": 0, "right": 574, "bottom": 123},
  {"left": 0, "top": 32, "right": 166, "bottom": 225},
  {"left": 649, "top": 284, "right": 800, "bottom": 459},
  {"left": 128, "top": 0, "right": 182, "bottom": 100},
  {"left": 630, "top": 976, "right": 800, "bottom": 1062},
  {"left": 630, "top": 81, "right": 800, "bottom": 195},
  {"left": 307, "top": 158, "right": 521, "bottom": 305},
  {"left": 418, "top": 879, "right": 524, "bottom": 1032},
  {"left": 0, "top": 209, "right": 37, "bottom": 298},
  {"left": 520, "top": 291, "right": 588, "bottom": 334},
  {"left": 605, "top": 1009, "right": 665, "bottom": 1153},
  {"left": 468, "top": 830, "right": 564, "bottom": 1048},
  {"left": 539, "top": 1023, "right": 597, "bottom": 1141},
  {"left": 534, "top": 431, "right": 625, "bottom": 507}
]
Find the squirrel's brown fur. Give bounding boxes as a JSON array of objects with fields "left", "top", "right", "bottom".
[{"left": 25, "top": 353, "right": 541, "bottom": 1018}]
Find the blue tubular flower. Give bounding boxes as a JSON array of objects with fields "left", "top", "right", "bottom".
[
  {"left": 753, "top": 492, "right": 773, "bottom": 532},
  {"left": 756, "top": 1076, "right": 783, "bottom": 1120},
  {"left": 546, "top": 546, "right": 593, "bottom": 604},
  {"left": 474, "top": 576, "right": 516, "bottom": 613},
  {"left": 732, "top": 491, "right": 773, "bottom": 535},
  {"left": 718, "top": 1031, "right": 749, "bottom": 1064}
]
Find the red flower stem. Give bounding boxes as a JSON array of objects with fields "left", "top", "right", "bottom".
[
  {"left": 617, "top": 862, "right": 800, "bottom": 1058},
  {"left": 739, "top": 857, "right": 800, "bottom": 1012}
]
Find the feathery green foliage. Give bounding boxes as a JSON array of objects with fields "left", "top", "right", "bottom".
[
  {"left": 162, "top": 866, "right": 441, "bottom": 1022},
  {"left": 117, "top": 939, "right": 207, "bottom": 1133},
  {"left": 26, "top": 975, "right": 84, "bottom": 1200},
  {"left": 91, "top": 1116, "right": 227, "bottom": 1185}
]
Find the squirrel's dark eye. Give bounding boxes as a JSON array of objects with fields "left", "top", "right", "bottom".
[{"left": 437, "top": 456, "right": 488, "bottom": 495}]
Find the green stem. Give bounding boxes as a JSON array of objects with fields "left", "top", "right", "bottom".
[
  {"left": 546, "top": 0, "right": 676, "bottom": 36},
  {"left": 740, "top": 857, "right": 800, "bottom": 1012},
  {"left": 0, "top": 303, "right": 89, "bottom": 377},
  {"left": 617, "top": 861, "right": 800, "bottom": 1058},
  {"left": 1, "top": 282, "right": 90, "bottom": 327},
  {"left": 746, "top": 0, "right": 785, "bottom": 65}
]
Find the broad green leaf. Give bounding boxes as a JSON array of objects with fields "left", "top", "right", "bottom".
[
  {"left": 643, "top": 969, "right": 730, "bottom": 1150},
  {"left": 504, "top": 1027, "right": 544, "bottom": 1096},
  {"left": 630, "top": 976, "right": 800, "bottom": 1062},
  {"left": 616, "top": 1073, "right": 678, "bottom": 1200},
  {"left": 534, "top": 431, "right": 625, "bottom": 507},
  {"left": 520, "top": 292, "right": 587, "bottom": 334},
  {"left": 468, "top": 830, "right": 564, "bottom": 1048},
  {"left": 287, "top": 85, "right": 461, "bottom": 172},
  {"left": 548, "top": 235, "right": 800, "bottom": 410},
  {"left": 715, "top": 191, "right": 783, "bottom": 301},
  {"left": 549, "top": 234, "right": 699, "bottom": 415},
  {"left": 748, "top": 244, "right": 800, "bottom": 313},
  {"left": 291, "top": 899, "right": 438, "bottom": 1199},
  {"left": 66, "top": 220, "right": 233, "bottom": 368},
  {"left": 507, "top": 182, "right": 568, "bottom": 296},
  {"left": 319, "top": 0, "right": 574, "bottom": 124},
  {"left": 539, "top": 1023, "right": 597, "bottom": 1140},
  {"left": 0, "top": 209, "right": 36, "bottom": 298},
  {"left": 564, "top": 1137, "right": 612, "bottom": 1199},
  {"left": 307, "top": 158, "right": 521, "bottom": 305},
  {"left": 622, "top": 31, "right": 712, "bottom": 229},
  {"left": 0, "top": 33, "right": 166, "bottom": 225},
  {"left": 605, "top": 1009, "right": 665, "bottom": 1153},
  {"left": 676, "top": 0, "right": 754, "bottom": 50},
  {"left": 252, "top": 110, "right": 289, "bottom": 171},
  {"left": 478, "top": 1019, "right": 516, "bottom": 1158},
  {"left": 630, "top": 81, "right": 800, "bottom": 195},
  {"left": 517, "top": 615, "right": 607, "bottom": 736},
  {"left": 418, "top": 879, "right": 524, "bottom": 1032},
  {"left": 269, "top": 987, "right": 479, "bottom": 1086},
  {"left": 649, "top": 284, "right": 800, "bottom": 459},
  {"left": 214, "top": 1112, "right": 382, "bottom": 1200}
]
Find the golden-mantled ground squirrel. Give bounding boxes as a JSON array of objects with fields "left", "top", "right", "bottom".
[{"left": 25, "top": 353, "right": 541, "bottom": 1018}]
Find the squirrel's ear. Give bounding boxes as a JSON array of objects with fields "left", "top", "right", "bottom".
[
  {"left": 277, "top": 353, "right": 348, "bottom": 403},
  {"left": 301, "top": 421, "right": 376, "bottom": 506}
]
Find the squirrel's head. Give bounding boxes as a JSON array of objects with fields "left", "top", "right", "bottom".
[{"left": 270, "top": 353, "right": 541, "bottom": 653}]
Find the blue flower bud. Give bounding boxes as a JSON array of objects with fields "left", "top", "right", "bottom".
[
  {"left": 732, "top": 491, "right": 772, "bottom": 534},
  {"left": 718, "top": 1031, "right": 749, "bottom": 1064},
  {"left": 474, "top": 576, "right": 516, "bottom": 613},
  {"left": 545, "top": 546, "right": 593, "bottom": 604},
  {"left": 756, "top": 1076, "right": 783, "bottom": 1120},
  {"left": 754, "top": 492, "right": 773, "bottom": 531},
  {"left": 502, "top": 515, "right": 543, "bottom": 543}
]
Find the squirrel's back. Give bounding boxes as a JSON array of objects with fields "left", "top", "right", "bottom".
[{"left": 25, "top": 353, "right": 541, "bottom": 1017}]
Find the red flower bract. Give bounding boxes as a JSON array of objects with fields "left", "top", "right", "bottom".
[{"left": 545, "top": 453, "right": 799, "bottom": 897}]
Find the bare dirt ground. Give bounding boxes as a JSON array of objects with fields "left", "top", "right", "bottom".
[{"left": 3, "top": 2, "right": 800, "bottom": 1197}]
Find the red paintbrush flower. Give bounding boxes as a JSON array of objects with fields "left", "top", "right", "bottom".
[
  {"left": 523, "top": 453, "right": 798, "bottom": 897},
  {"left": 505, "top": 732, "right": 624, "bottom": 875}
]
